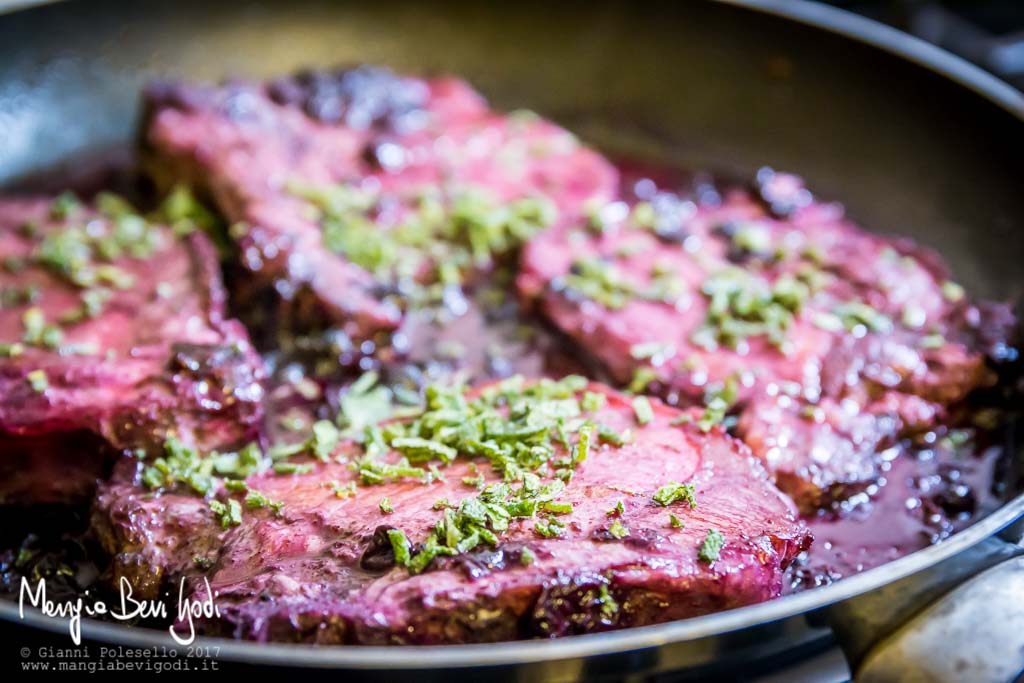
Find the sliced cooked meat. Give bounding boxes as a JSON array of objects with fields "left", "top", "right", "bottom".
[
  {"left": 93, "top": 457, "right": 227, "bottom": 599},
  {"left": 518, "top": 171, "right": 1011, "bottom": 509},
  {"left": 519, "top": 175, "right": 991, "bottom": 404},
  {"left": 736, "top": 391, "right": 940, "bottom": 512},
  {"left": 0, "top": 194, "right": 264, "bottom": 505},
  {"left": 818, "top": 331, "right": 988, "bottom": 407},
  {"left": 142, "top": 67, "right": 618, "bottom": 343},
  {"left": 94, "top": 378, "right": 809, "bottom": 641}
]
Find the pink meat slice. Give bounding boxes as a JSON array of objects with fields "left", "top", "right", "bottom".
[
  {"left": 95, "top": 381, "right": 810, "bottom": 642},
  {"left": 0, "top": 197, "right": 263, "bottom": 505},
  {"left": 143, "top": 67, "right": 619, "bottom": 341},
  {"left": 518, "top": 171, "right": 1009, "bottom": 509},
  {"left": 197, "top": 383, "right": 808, "bottom": 643},
  {"left": 736, "top": 391, "right": 941, "bottom": 512}
]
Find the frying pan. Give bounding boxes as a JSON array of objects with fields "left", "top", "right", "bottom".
[{"left": 1, "top": 0, "right": 1023, "bottom": 680}]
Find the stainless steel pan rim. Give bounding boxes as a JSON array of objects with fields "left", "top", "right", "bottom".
[{"left": 0, "top": 0, "right": 1022, "bottom": 669}]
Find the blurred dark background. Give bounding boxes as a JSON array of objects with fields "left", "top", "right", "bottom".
[{"left": 828, "top": 0, "right": 1024, "bottom": 90}]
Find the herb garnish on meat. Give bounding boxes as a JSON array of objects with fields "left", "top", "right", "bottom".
[
  {"left": 361, "top": 375, "right": 628, "bottom": 572},
  {"left": 698, "top": 528, "right": 725, "bottom": 564},
  {"left": 290, "top": 182, "right": 556, "bottom": 305},
  {"left": 652, "top": 482, "right": 698, "bottom": 508}
]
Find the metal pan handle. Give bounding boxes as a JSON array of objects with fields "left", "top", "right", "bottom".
[{"left": 825, "top": 521, "right": 1024, "bottom": 682}]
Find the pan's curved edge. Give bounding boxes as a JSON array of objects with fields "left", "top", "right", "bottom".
[
  {"left": 0, "top": 0, "right": 58, "bottom": 13},
  {"left": 0, "top": 0, "right": 1021, "bottom": 671},
  {"left": 723, "top": 0, "right": 1024, "bottom": 115}
]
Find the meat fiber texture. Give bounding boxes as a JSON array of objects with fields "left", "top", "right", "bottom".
[
  {"left": 95, "top": 381, "right": 810, "bottom": 642},
  {"left": 0, "top": 196, "right": 264, "bottom": 504},
  {"left": 518, "top": 170, "right": 1013, "bottom": 511},
  {"left": 142, "top": 66, "right": 619, "bottom": 342}
]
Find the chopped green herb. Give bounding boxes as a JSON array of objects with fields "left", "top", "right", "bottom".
[
  {"left": 391, "top": 436, "right": 458, "bottom": 464},
  {"left": 812, "top": 311, "right": 844, "bottom": 332},
  {"left": 833, "top": 301, "right": 892, "bottom": 334},
  {"left": 668, "top": 513, "right": 685, "bottom": 529},
  {"left": 596, "top": 424, "right": 627, "bottom": 446},
  {"left": 0, "top": 342, "right": 24, "bottom": 358},
  {"left": 325, "top": 479, "right": 357, "bottom": 499},
  {"left": 580, "top": 390, "right": 606, "bottom": 412},
  {"left": 631, "top": 201, "right": 656, "bottom": 229},
  {"left": 630, "top": 342, "right": 675, "bottom": 361},
  {"left": 210, "top": 442, "right": 265, "bottom": 480},
  {"left": 379, "top": 497, "right": 394, "bottom": 514},
  {"left": 354, "top": 454, "right": 426, "bottom": 485},
  {"left": 540, "top": 500, "right": 573, "bottom": 515},
  {"left": 26, "top": 369, "right": 48, "bottom": 393},
  {"left": 520, "top": 547, "right": 536, "bottom": 566},
  {"left": 244, "top": 489, "right": 284, "bottom": 514},
  {"left": 310, "top": 419, "right": 341, "bottom": 460},
  {"left": 632, "top": 395, "right": 654, "bottom": 426},
  {"left": 338, "top": 371, "right": 393, "bottom": 434},
  {"left": 598, "top": 584, "right": 619, "bottom": 620},
  {"left": 17, "top": 221, "right": 40, "bottom": 240},
  {"left": 60, "top": 287, "right": 113, "bottom": 324},
  {"left": 698, "top": 528, "right": 725, "bottom": 564},
  {"left": 27, "top": 196, "right": 163, "bottom": 291},
  {"left": 387, "top": 528, "right": 411, "bottom": 566},
  {"left": 607, "top": 499, "right": 625, "bottom": 517},
  {"left": 607, "top": 519, "right": 629, "bottom": 540},
  {"left": 49, "top": 192, "right": 81, "bottom": 220},
  {"left": 696, "top": 377, "right": 738, "bottom": 432},
  {"left": 21, "top": 307, "right": 44, "bottom": 344},
  {"left": 426, "top": 464, "right": 446, "bottom": 483},
  {"left": 267, "top": 441, "right": 307, "bottom": 461},
  {"left": 561, "top": 257, "right": 636, "bottom": 310},
  {"left": 628, "top": 366, "right": 657, "bottom": 393},
  {"left": 209, "top": 498, "right": 243, "bottom": 528},
  {"left": 690, "top": 268, "right": 809, "bottom": 352},
  {"left": 142, "top": 437, "right": 216, "bottom": 495},
  {"left": 157, "top": 185, "right": 220, "bottom": 238},
  {"left": 0, "top": 284, "right": 40, "bottom": 308},
  {"left": 273, "top": 462, "right": 314, "bottom": 475},
  {"left": 338, "top": 377, "right": 625, "bottom": 573},
  {"left": 730, "top": 222, "right": 772, "bottom": 255},
  {"left": 653, "top": 481, "right": 698, "bottom": 508},
  {"left": 39, "top": 325, "right": 63, "bottom": 349},
  {"left": 534, "top": 516, "right": 566, "bottom": 538},
  {"left": 940, "top": 429, "right": 972, "bottom": 450},
  {"left": 95, "top": 191, "right": 136, "bottom": 219},
  {"left": 290, "top": 181, "right": 555, "bottom": 304},
  {"left": 462, "top": 472, "right": 486, "bottom": 489},
  {"left": 570, "top": 421, "right": 594, "bottom": 467},
  {"left": 941, "top": 280, "right": 965, "bottom": 303}
]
